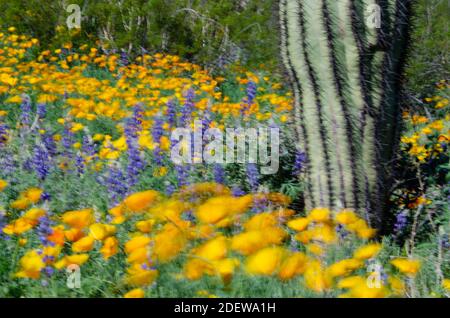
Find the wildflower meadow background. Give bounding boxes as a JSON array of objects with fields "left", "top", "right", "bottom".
[{"left": 0, "top": 0, "right": 448, "bottom": 298}]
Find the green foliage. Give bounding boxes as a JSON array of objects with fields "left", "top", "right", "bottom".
[
  {"left": 0, "top": 0, "right": 278, "bottom": 70},
  {"left": 406, "top": 0, "right": 449, "bottom": 95}
]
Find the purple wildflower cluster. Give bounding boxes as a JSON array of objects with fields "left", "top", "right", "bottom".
[
  {"left": 152, "top": 115, "right": 165, "bottom": 165},
  {"left": 213, "top": 164, "right": 225, "bottom": 184},
  {"left": 242, "top": 81, "right": 257, "bottom": 116},
  {"left": 166, "top": 99, "right": 177, "bottom": 127},
  {"left": 0, "top": 122, "right": 8, "bottom": 144},
  {"left": 82, "top": 135, "right": 96, "bottom": 157},
  {"left": 32, "top": 143, "right": 51, "bottom": 180},
  {"left": 125, "top": 104, "right": 146, "bottom": 187},
  {"left": 75, "top": 153, "right": 84, "bottom": 175},
  {"left": 20, "top": 95, "right": 32, "bottom": 126},
  {"left": 246, "top": 163, "right": 259, "bottom": 192},
  {"left": 175, "top": 165, "right": 190, "bottom": 188},
  {"left": 42, "top": 131, "right": 57, "bottom": 157},
  {"left": 180, "top": 89, "right": 195, "bottom": 126},
  {"left": 36, "top": 103, "right": 47, "bottom": 119},
  {"left": 0, "top": 150, "right": 15, "bottom": 176},
  {"left": 232, "top": 186, "right": 245, "bottom": 197},
  {"left": 62, "top": 125, "right": 74, "bottom": 154},
  {"left": 120, "top": 50, "right": 130, "bottom": 66},
  {"left": 36, "top": 216, "right": 54, "bottom": 247},
  {"left": 106, "top": 165, "right": 128, "bottom": 205},
  {"left": 293, "top": 150, "right": 307, "bottom": 175},
  {"left": 394, "top": 211, "right": 408, "bottom": 235}
]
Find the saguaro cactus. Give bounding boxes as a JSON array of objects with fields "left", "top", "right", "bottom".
[{"left": 279, "top": 0, "right": 412, "bottom": 229}]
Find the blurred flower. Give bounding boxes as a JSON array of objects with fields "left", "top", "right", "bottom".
[
  {"left": 390, "top": 258, "right": 421, "bottom": 276},
  {"left": 394, "top": 211, "right": 408, "bottom": 235},
  {"left": 180, "top": 88, "right": 195, "bottom": 126},
  {"left": 16, "top": 250, "right": 45, "bottom": 279},
  {"left": 32, "top": 143, "right": 51, "bottom": 180},
  {"left": 36, "top": 216, "right": 54, "bottom": 246},
  {"left": 293, "top": 150, "right": 307, "bottom": 175},
  {"left": 20, "top": 94, "right": 32, "bottom": 126},
  {"left": 124, "top": 288, "right": 145, "bottom": 298},
  {"left": 36, "top": 103, "right": 46, "bottom": 119},
  {"left": 246, "top": 163, "right": 259, "bottom": 192}
]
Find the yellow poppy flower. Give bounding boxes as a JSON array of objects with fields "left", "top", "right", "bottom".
[
  {"left": 72, "top": 236, "right": 95, "bottom": 253},
  {"left": 353, "top": 243, "right": 382, "bottom": 260},
  {"left": 123, "top": 190, "right": 159, "bottom": 212},
  {"left": 278, "top": 252, "right": 308, "bottom": 280},
  {"left": 125, "top": 235, "right": 151, "bottom": 254},
  {"left": 0, "top": 179, "right": 8, "bottom": 192},
  {"left": 390, "top": 258, "right": 421, "bottom": 276},
  {"left": 15, "top": 250, "right": 45, "bottom": 279},
  {"left": 100, "top": 237, "right": 119, "bottom": 260},
  {"left": 124, "top": 288, "right": 145, "bottom": 298},
  {"left": 245, "top": 246, "right": 286, "bottom": 275},
  {"left": 62, "top": 208, "right": 94, "bottom": 229}
]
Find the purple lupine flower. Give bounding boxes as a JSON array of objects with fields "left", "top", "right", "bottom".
[
  {"left": 37, "top": 103, "right": 47, "bottom": 119},
  {"left": 152, "top": 116, "right": 165, "bottom": 165},
  {"left": 293, "top": 150, "right": 307, "bottom": 175},
  {"left": 394, "top": 211, "right": 408, "bottom": 235},
  {"left": 175, "top": 165, "right": 190, "bottom": 188},
  {"left": 246, "top": 81, "right": 257, "bottom": 105},
  {"left": 0, "top": 150, "right": 15, "bottom": 176},
  {"left": 166, "top": 99, "right": 177, "bottom": 127},
  {"left": 242, "top": 81, "right": 257, "bottom": 116},
  {"left": 180, "top": 88, "right": 195, "bottom": 127},
  {"left": 232, "top": 186, "right": 245, "bottom": 197},
  {"left": 152, "top": 116, "right": 164, "bottom": 143},
  {"left": 62, "top": 125, "right": 74, "bottom": 153},
  {"left": 42, "top": 132, "right": 57, "bottom": 157},
  {"left": 246, "top": 163, "right": 259, "bottom": 192},
  {"left": 106, "top": 165, "right": 128, "bottom": 205},
  {"left": 120, "top": 50, "right": 129, "bottom": 66},
  {"left": 82, "top": 135, "right": 96, "bottom": 157},
  {"left": 75, "top": 153, "right": 84, "bottom": 175},
  {"left": 165, "top": 183, "right": 176, "bottom": 196},
  {"left": 32, "top": 143, "right": 51, "bottom": 180},
  {"left": 36, "top": 216, "right": 54, "bottom": 246},
  {"left": 0, "top": 123, "right": 8, "bottom": 145},
  {"left": 23, "top": 158, "right": 34, "bottom": 172},
  {"left": 252, "top": 195, "right": 268, "bottom": 213},
  {"left": 200, "top": 109, "right": 213, "bottom": 161},
  {"left": 20, "top": 95, "right": 32, "bottom": 126},
  {"left": 124, "top": 104, "right": 146, "bottom": 186},
  {"left": 201, "top": 110, "right": 212, "bottom": 136},
  {"left": 213, "top": 164, "right": 225, "bottom": 184},
  {"left": 41, "top": 192, "right": 51, "bottom": 201},
  {"left": 125, "top": 137, "right": 145, "bottom": 186},
  {"left": 44, "top": 266, "right": 54, "bottom": 277}
]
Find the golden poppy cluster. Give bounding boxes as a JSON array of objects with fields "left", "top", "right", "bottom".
[
  {"left": 401, "top": 81, "right": 449, "bottom": 163},
  {"left": 1, "top": 181, "right": 443, "bottom": 298},
  {"left": 0, "top": 28, "right": 293, "bottom": 166}
]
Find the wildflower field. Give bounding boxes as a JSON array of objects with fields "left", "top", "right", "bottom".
[{"left": 0, "top": 1, "right": 449, "bottom": 299}]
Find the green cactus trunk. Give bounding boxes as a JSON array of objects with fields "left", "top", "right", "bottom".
[{"left": 279, "top": 0, "right": 412, "bottom": 229}]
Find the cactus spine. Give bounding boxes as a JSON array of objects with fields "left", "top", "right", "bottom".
[{"left": 279, "top": 0, "right": 412, "bottom": 229}]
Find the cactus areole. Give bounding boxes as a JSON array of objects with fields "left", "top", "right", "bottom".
[{"left": 278, "top": 0, "right": 413, "bottom": 230}]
